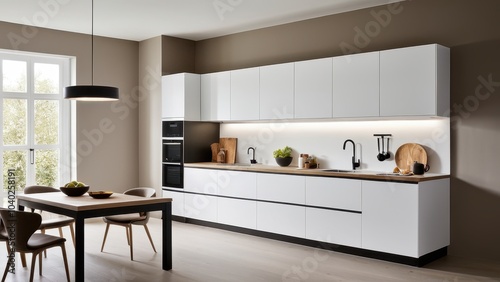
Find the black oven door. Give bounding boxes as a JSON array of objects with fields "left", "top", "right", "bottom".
[
  {"left": 162, "top": 164, "right": 183, "bottom": 188},
  {"left": 162, "top": 140, "right": 182, "bottom": 163}
]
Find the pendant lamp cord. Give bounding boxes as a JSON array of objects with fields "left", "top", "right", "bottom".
[{"left": 91, "top": 0, "right": 94, "bottom": 85}]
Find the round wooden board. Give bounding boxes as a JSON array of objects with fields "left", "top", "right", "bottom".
[{"left": 395, "top": 143, "right": 428, "bottom": 170}]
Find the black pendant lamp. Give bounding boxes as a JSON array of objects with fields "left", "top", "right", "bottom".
[{"left": 64, "top": 0, "right": 119, "bottom": 101}]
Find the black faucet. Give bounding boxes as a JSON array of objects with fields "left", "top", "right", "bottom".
[
  {"left": 343, "top": 139, "right": 360, "bottom": 170},
  {"left": 247, "top": 147, "right": 257, "bottom": 164}
]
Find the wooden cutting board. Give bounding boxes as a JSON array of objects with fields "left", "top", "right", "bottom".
[
  {"left": 210, "top": 143, "right": 219, "bottom": 162},
  {"left": 395, "top": 143, "right": 428, "bottom": 170},
  {"left": 219, "top": 138, "right": 237, "bottom": 164}
]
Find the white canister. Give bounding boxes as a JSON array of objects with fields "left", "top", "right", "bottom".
[{"left": 298, "top": 155, "right": 304, "bottom": 168}]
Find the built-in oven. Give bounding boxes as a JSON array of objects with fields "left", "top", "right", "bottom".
[
  {"left": 162, "top": 163, "right": 183, "bottom": 189},
  {"left": 162, "top": 140, "right": 182, "bottom": 163},
  {"left": 161, "top": 120, "right": 220, "bottom": 191}
]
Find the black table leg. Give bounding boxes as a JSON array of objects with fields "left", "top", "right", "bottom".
[
  {"left": 162, "top": 202, "right": 172, "bottom": 270},
  {"left": 75, "top": 215, "right": 85, "bottom": 282}
]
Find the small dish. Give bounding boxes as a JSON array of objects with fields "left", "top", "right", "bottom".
[{"left": 88, "top": 191, "right": 113, "bottom": 199}]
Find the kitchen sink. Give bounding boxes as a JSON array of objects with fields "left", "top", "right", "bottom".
[{"left": 322, "top": 169, "right": 356, "bottom": 173}]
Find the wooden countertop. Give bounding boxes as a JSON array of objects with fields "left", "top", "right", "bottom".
[
  {"left": 185, "top": 162, "right": 450, "bottom": 183},
  {"left": 17, "top": 192, "right": 172, "bottom": 212}
]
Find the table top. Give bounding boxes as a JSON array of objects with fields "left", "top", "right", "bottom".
[{"left": 17, "top": 192, "right": 172, "bottom": 212}]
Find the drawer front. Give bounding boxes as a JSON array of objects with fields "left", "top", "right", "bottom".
[
  {"left": 217, "top": 170, "right": 257, "bottom": 199},
  {"left": 184, "top": 193, "right": 218, "bottom": 222},
  {"left": 162, "top": 190, "right": 184, "bottom": 217},
  {"left": 218, "top": 198, "right": 256, "bottom": 229},
  {"left": 306, "top": 207, "right": 361, "bottom": 247},
  {"left": 257, "top": 202, "right": 305, "bottom": 238},
  {"left": 257, "top": 173, "right": 305, "bottom": 204},
  {"left": 306, "top": 177, "right": 361, "bottom": 211},
  {"left": 184, "top": 168, "right": 218, "bottom": 195}
]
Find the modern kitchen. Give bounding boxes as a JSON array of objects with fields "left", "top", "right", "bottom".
[{"left": 1, "top": 0, "right": 500, "bottom": 281}]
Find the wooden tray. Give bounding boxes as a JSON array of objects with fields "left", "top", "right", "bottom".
[{"left": 395, "top": 143, "right": 428, "bottom": 170}]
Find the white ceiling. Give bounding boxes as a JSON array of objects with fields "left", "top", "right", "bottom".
[{"left": 0, "top": 0, "right": 403, "bottom": 42}]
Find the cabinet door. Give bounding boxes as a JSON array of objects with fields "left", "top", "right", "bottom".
[
  {"left": 162, "top": 190, "right": 184, "bottom": 217},
  {"left": 162, "top": 73, "right": 200, "bottom": 120},
  {"left": 305, "top": 177, "right": 361, "bottom": 211},
  {"left": 257, "top": 202, "right": 305, "bottom": 238},
  {"left": 362, "top": 181, "right": 418, "bottom": 257},
  {"left": 306, "top": 208, "right": 361, "bottom": 247},
  {"left": 257, "top": 173, "right": 305, "bottom": 204},
  {"left": 184, "top": 193, "right": 218, "bottom": 222},
  {"left": 259, "top": 63, "right": 294, "bottom": 120},
  {"left": 230, "top": 67, "right": 259, "bottom": 121},
  {"left": 201, "top": 71, "right": 230, "bottom": 121},
  {"left": 184, "top": 168, "right": 218, "bottom": 195},
  {"left": 380, "top": 44, "right": 448, "bottom": 117},
  {"left": 217, "top": 170, "right": 257, "bottom": 199},
  {"left": 294, "top": 58, "right": 333, "bottom": 119},
  {"left": 333, "top": 52, "right": 380, "bottom": 118},
  {"left": 162, "top": 74, "right": 184, "bottom": 119},
  {"left": 218, "top": 198, "right": 256, "bottom": 229}
]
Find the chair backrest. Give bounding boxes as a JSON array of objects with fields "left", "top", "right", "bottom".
[
  {"left": 123, "top": 187, "right": 156, "bottom": 219},
  {"left": 0, "top": 210, "right": 41, "bottom": 252},
  {"left": 0, "top": 207, "right": 8, "bottom": 241},
  {"left": 24, "top": 185, "right": 60, "bottom": 194},
  {"left": 124, "top": 187, "right": 156, "bottom": 198}
]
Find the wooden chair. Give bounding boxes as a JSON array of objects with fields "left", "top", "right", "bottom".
[
  {"left": 23, "top": 185, "right": 76, "bottom": 252},
  {"left": 101, "top": 187, "right": 157, "bottom": 260},
  {"left": 0, "top": 207, "right": 27, "bottom": 268},
  {"left": 0, "top": 209, "right": 70, "bottom": 282}
]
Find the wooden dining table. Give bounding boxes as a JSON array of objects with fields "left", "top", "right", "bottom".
[{"left": 16, "top": 191, "right": 172, "bottom": 282}]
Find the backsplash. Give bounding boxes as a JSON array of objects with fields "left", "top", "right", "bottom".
[{"left": 220, "top": 119, "right": 450, "bottom": 174}]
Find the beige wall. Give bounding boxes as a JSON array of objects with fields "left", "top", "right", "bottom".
[
  {"left": 138, "top": 36, "right": 162, "bottom": 194},
  {"left": 193, "top": 0, "right": 500, "bottom": 261},
  {"left": 0, "top": 21, "right": 140, "bottom": 193}
]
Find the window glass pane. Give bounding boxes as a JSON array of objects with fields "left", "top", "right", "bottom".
[
  {"left": 2, "top": 150, "right": 26, "bottom": 191},
  {"left": 3, "top": 99, "right": 27, "bottom": 145},
  {"left": 2, "top": 60, "right": 27, "bottom": 93},
  {"left": 34, "top": 63, "right": 59, "bottom": 94},
  {"left": 35, "top": 149, "right": 59, "bottom": 187},
  {"left": 35, "top": 100, "right": 59, "bottom": 145}
]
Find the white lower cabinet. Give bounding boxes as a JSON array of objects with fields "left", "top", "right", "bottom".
[
  {"left": 218, "top": 198, "right": 256, "bottom": 229},
  {"left": 257, "top": 202, "right": 305, "bottom": 238},
  {"left": 162, "top": 190, "right": 185, "bottom": 217},
  {"left": 305, "top": 208, "right": 361, "bottom": 247},
  {"left": 362, "top": 179, "right": 450, "bottom": 257},
  {"left": 184, "top": 193, "right": 218, "bottom": 222}
]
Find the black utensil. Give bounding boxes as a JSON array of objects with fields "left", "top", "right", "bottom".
[
  {"left": 384, "top": 138, "right": 391, "bottom": 159},
  {"left": 377, "top": 138, "right": 385, "bottom": 161}
]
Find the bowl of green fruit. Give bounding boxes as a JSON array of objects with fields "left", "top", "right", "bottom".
[{"left": 60, "top": 181, "right": 89, "bottom": 197}]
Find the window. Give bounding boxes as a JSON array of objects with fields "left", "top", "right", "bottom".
[{"left": 1, "top": 50, "right": 71, "bottom": 192}]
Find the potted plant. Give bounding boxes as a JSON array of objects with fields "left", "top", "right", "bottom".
[{"left": 273, "top": 146, "right": 293, "bottom": 167}]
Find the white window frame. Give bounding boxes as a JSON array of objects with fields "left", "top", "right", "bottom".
[{"left": 0, "top": 49, "right": 72, "bottom": 190}]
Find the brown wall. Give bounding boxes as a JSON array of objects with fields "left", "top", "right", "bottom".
[
  {"left": 193, "top": 0, "right": 500, "bottom": 261},
  {"left": 0, "top": 21, "right": 140, "bottom": 192},
  {"left": 162, "top": 35, "right": 196, "bottom": 75}
]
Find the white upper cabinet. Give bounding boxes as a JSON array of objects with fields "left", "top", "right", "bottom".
[
  {"left": 294, "top": 58, "right": 333, "bottom": 119},
  {"left": 333, "top": 51, "right": 380, "bottom": 118},
  {"left": 259, "top": 62, "right": 294, "bottom": 120},
  {"left": 230, "top": 67, "right": 260, "bottom": 121},
  {"left": 379, "top": 44, "right": 450, "bottom": 117},
  {"left": 162, "top": 73, "right": 200, "bottom": 120},
  {"left": 200, "top": 71, "right": 231, "bottom": 121}
]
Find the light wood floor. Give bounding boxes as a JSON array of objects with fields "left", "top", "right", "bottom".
[{"left": 1, "top": 218, "right": 500, "bottom": 281}]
